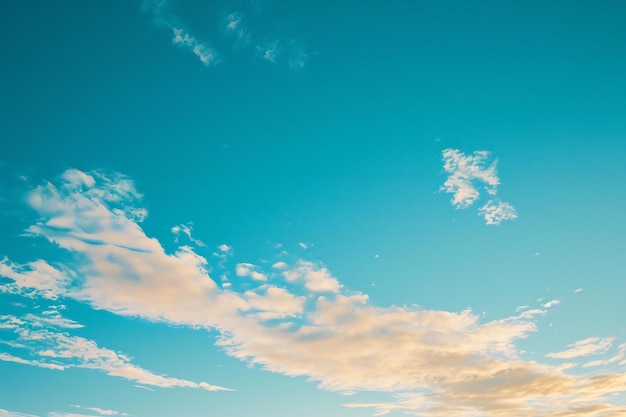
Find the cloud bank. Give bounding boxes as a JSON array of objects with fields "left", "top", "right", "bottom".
[{"left": 1, "top": 169, "right": 625, "bottom": 416}]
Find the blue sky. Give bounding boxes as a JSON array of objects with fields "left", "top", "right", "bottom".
[{"left": 1, "top": 1, "right": 626, "bottom": 416}]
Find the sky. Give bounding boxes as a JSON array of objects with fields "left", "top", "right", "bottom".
[{"left": 1, "top": 1, "right": 626, "bottom": 416}]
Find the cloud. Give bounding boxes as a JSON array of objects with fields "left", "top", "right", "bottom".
[
  {"left": 543, "top": 299, "right": 561, "bottom": 309},
  {"left": 583, "top": 343, "right": 626, "bottom": 368},
  {"left": 141, "top": 1, "right": 308, "bottom": 68},
  {"left": 245, "top": 286, "right": 305, "bottom": 320},
  {"left": 3, "top": 169, "right": 626, "bottom": 416},
  {"left": 0, "top": 258, "right": 70, "bottom": 300},
  {"left": 140, "top": 1, "right": 218, "bottom": 66},
  {"left": 171, "top": 222, "right": 205, "bottom": 247},
  {"left": 440, "top": 149, "right": 516, "bottom": 225},
  {"left": 257, "top": 41, "right": 279, "bottom": 63},
  {"left": 0, "top": 410, "right": 127, "bottom": 417},
  {"left": 236, "top": 263, "right": 267, "bottom": 281},
  {"left": 548, "top": 337, "right": 616, "bottom": 359},
  {"left": 575, "top": 288, "right": 584, "bottom": 293},
  {"left": 0, "top": 352, "right": 64, "bottom": 370},
  {"left": 0, "top": 409, "right": 39, "bottom": 417},
  {"left": 441, "top": 149, "right": 499, "bottom": 208},
  {"left": 172, "top": 28, "right": 217, "bottom": 66},
  {"left": 479, "top": 200, "right": 518, "bottom": 225},
  {"left": 271, "top": 261, "right": 287, "bottom": 270},
  {"left": 218, "top": 244, "right": 232, "bottom": 253},
  {"left": 282, "top": 260, "right": 341, "bottom": 293},
  {"left": 70, "top": 405, "right": 126, "bottom": 416},
  {"left": 0, "top": 311, "right": 231, "bottom": 392}
]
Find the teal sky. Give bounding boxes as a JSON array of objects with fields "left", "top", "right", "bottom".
[{"left": 1, "top": 1, "right": 626, "bottom": 416}]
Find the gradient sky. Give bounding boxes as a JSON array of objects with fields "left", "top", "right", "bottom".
[{"left": 1, "top": 1, "right": 626, "bottom": 416}]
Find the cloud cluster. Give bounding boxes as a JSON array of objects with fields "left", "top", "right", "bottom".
[
  {"left": 2, "top": 169, "right": 625, "bottom": 416},
  {"left": 141, "top": 1, "right": 307, "bottom": 68},
  {"left": 441, "top": 149, "right": 517, "bottom": 225}
]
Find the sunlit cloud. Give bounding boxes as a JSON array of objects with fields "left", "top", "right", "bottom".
[
  {"left": 1, "top": 169, "right": 625, "bottom": 416},
  {"left": 548, "top": 337, "right": 615, "bottom": 359}
]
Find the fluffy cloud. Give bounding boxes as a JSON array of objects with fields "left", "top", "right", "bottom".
[
  {"left": 282, "top": 260, "right": 341, "bottom": 293},
  {"left": 479, "top": 200, "right": 518, "bottom": 225},
  {"left": 441, "top": 149, "right": 499, "bottom": 208},
  {"left": 236, "top": 263, "right": 267, "bottom": 281},
  {"left": 245, "top": 286, "right": 305, "bottom": 320},
  {"left": 441, "top": 149, "right": 516, "bottom": 225}
]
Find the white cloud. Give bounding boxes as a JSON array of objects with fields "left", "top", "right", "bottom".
[
  {"left": 548, "top": 337, "right": 615, "bottom": 359},
  {"left": 271, "top": 261, "right": 287, "bottom": 270},
  {"left": 171, "top": 222, "right": 205, "bottom": 247},
  {"left": 0, "top": 352, "right": 64, "bottom": 370},
  {"left": 0, "top": 258, "right": 69, "bottom": 300},
  {"left": 172, "top": 27, "right": 217, "bottom": 66},
  {"left": 0, "top": 312, "right": 231, "bottom": 392},
  {"left": 583, "top": 343, "right": 626, "bottom": 368},
  {"left": 0, "top": 409, "right": 39, "bottom": 417},
  {"left": 69, "top": 406, "right": 123, "bottom": 416},
  {"left": 236, "top": 263, "right": 267, "bottom": 281},
  {"left": 282, "top": 260, "right": 341, "bottom": 293},
  {"left": 479, "top": 200, "right": 518, "bottom": 225},
  {"left": 440, "top": 149, "right": 516, "bottom": 225},
  {"left": 226, "top": 13, "right": 241, "bottom": 30},
  {"left": 575, "top": 288, "right": 584, "bottom": 293},
  {"left": 218, "top": 244, "right": 232, "bottom": 253},
  {"left": 257, "top": 41, "right": 279, "bottom": 63},
  {"left": 245, "top": 287, "right": 305, "bottom": 320},
  {"left": 543, "top": 299, "right": 561, "bottom": 309},
  {"left": 441, "top": 149, "right": 500, "bottom": 208}
]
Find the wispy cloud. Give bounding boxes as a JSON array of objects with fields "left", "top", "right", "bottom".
[
  {"left": 140, "top": 0, "right": 218, "bottom": 66},
  {"left": 69, "top": 405, "right": 126, "bottom": 416},
  {"left": 2, "top": 169, "right": 625, "bottom": 416},
  {"left": 441, "top": 149, "right": 517, "bottom": 225},
  {"left": 583, "top": 343, "right": 626, "bottom": 368},
  {"left": 0, "top": 409, "right": 39, "bottom": 417},
  {"left": 141, "top": 1, "right": 308, "bottom": 68},
  {"left": 172, "top": 27, "right": 217, "bottom": 66},
  {"left": 548, "top": 337, "right": 615, "bottom": 359},
  {"left": 171, "top": 222, "right": 205, "bottom": 247},
  {"left": 0, "top": 311, "right": 231, "bottom": 392}
]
